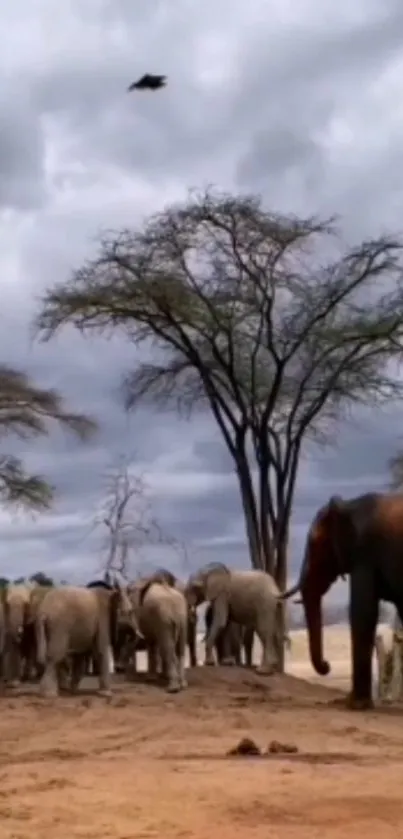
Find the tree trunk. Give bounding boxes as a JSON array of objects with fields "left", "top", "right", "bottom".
[
  {"left": 274, "top": 535, "right": 288, "bottom": 673},
  {"left": 235, "top": 459, "right": 262, "bottom": 569}
]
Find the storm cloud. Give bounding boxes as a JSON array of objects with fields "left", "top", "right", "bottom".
[{"left": 0, "top": 0, "right": 402, "bottom": 615}]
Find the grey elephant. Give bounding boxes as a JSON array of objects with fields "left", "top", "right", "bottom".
[
  {"left": 204, "top": 603, "right": 254, "bottom": 666},
  {"left": 185, "top": 563, "right": 281, "bottom": 675},
  {"left": 35, "top": 580, "right": 136, "bottom": 697},
  {"left": 2, "top": 581, "right": 36, "bottom": 685},
  {"left": 128, "top": 570, "right": 197, "bottom": 671},
  {"left": 129, "top": 578, "right": 188, "bottom": 693}
]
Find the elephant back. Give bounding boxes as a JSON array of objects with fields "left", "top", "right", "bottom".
[
  {"left": 136, "top": 569, "right": 176, "bottom": 606},
  {"left": 86, "top": 580, "right": 113, "bottom": 590}
]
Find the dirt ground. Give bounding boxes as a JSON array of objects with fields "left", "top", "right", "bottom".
[{"left": 1, "top": 666, "right": 403, "bottom": 839}]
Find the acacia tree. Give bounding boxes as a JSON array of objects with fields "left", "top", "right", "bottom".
[
  {"left": 92, "top": 453, "right": 185, "bottom": 579},
  {"left": 35, "top": 187, "right": 403, "bottom": 589},
  {"left": 0, "top": 364, "right": 96, "bottom": 509}
]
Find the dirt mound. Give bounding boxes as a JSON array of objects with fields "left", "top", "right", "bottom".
[{"left": 186, "top": 665, "right": 343, "bottom": 704}]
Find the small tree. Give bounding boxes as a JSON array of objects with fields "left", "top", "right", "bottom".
[
  {"left": 30, "top": 571, "right": 54, "bottom": 587},
  {"left": 35, "top": 187, "right": 403, "bottom": 598},
  {"left": 0, "top": 364, "right": 97, "bottom": 510},
  {"left": 92, "top": 452, "right": 185, "bottom": 579}
]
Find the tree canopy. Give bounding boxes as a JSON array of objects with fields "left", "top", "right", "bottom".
[
  {"left": 35, "top": 187, "right": 403, "bottom": 588},
  {"left": 0, "top": 363, "right": 97, "bottom": 510}
]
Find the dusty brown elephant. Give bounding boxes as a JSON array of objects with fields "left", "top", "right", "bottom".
[
  {"left": 2, "top": 582, "right": 37, "bottom": 685},
  {"left": 35, "top": 580, "right": 136, "bottom": 697},
  {"left": 204, "top": 604, "right": 254, "bottom": 666},
  {"left": 129, "top": 577, "right": 188, "bottom": 692},
  {"left": 128, "top": 570, "right": 197, "bottom": 672},
  {"left": 186, "top": 563, "right": 281, "bottom": 675},
  {"left": 281, "top": 492, "right": 403, "bottom": 710}
]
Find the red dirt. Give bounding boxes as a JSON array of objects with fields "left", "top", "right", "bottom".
[{"left": 1, "top": 667, "right": 403, "bottom": 839}]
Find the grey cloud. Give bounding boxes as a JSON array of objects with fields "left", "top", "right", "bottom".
[
  {"left": 0, "top": 89, "right": 46, "bottom": 210},
  {"left": 0, "top": 0, "right": 402, "bottom": 605}
]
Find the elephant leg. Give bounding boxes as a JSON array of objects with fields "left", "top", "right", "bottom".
[
  {"left": 176, "top": 624, "right": 187, "bottom": 689},
  {"left": 204, "top": 596, "right": 229, "bottom": 665},
  {"left": 5, "top": 640, "right": 22, "bottom": 686},
  {"left": 147, "top": 643, "right": 159, "bottom": 677},
  {"left": 254, "top": 618, "right": 277, "bottom": 676},
  {"left": 348, "top": 569, "right": 378, "bottom": 709},
  {"left": 211, "top": 630, "right": 224, "bottom": 665},
  {"left": 389, "top": 641, "right": 402, "bottom": 702},
  {"left": 95, "top": 632, "right": 112, "bottom": 696},
  {"left": 69, "top": 655, "right": 85, "bottom": 693},
  {"left": 374, "top": 638, "right": 387, "bottom": 701},
  {"left": 39, "top": 632, "right": 69, "bottom": 698},
  {"left": 160, "top": 634, "right": 181, "bottom": 693},
  {"left": 40, "top": 660, "right": 60, "bottom": 697},
  {"left": 187, "top": 620, "right": 197, "bottom": 667},
  {"left": 221, "top": 623, "right": 238, "bottom": 666},
  {"left": 57, "top": 658, "right": 72, "bottom": 691},
  {"left": 243, "top": 628, "right": 254, "bottom": 668}
]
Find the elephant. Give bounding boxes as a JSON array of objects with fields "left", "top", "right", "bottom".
[
  {"left": 2, "top": 581, "right": 36, "bottom": 685},
  {"left": 35, "top": 580, "right": 136, "bottom": 697},
  {"left": 281, "top": 492, "right": 403, "bottom": 710},
  {"left": 78, "top": 579, "right": 143, "bottom": 678},
  {"left": 129, "top": 578, "right": 188, "bottom": 693},
  {"left": 204, "top": 603, "right": 254, "bottom": 666},
  {"left": 185, "top": 563, "right": 281, "bottom": 675},
  {"left": 128, "top": 570, "right": 197, "bottom": 671},
  {"left": 21, "top": 584, "right": 54, "bottom": 682}
]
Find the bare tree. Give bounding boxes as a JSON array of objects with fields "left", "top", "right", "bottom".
[
  {"left": 92, "top": 453, "right": 186, "bottom": 579},
  {"left": 35, "top": 186, "right": 403, "bottom": 590},
  {"left": 0, "top": 364, "right": 97, "bottom": 510}
]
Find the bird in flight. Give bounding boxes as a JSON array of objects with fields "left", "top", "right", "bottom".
[{"left": 127, "top": 74, "right": 167, "bottom": 92}]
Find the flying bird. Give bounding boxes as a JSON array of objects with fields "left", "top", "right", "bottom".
[{"left": 127, "top": 74, "right": 167, "bottom": 92}]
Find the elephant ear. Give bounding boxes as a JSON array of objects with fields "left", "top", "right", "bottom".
[{"left": 204, "top": 564, "right": 231, "bottom": 602}]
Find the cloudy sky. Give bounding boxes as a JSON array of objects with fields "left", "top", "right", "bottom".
[{"left": 1, "top": 0, "right": 402, "bottom": 614}]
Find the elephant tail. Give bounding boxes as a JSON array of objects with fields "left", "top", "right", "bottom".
[{"left": 35, "top": 614, "right": 47, "bottom": 667}]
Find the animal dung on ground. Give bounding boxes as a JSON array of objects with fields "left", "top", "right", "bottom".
[
  {"left": 267, "top": 740, "right": 298, "bottom": 754},
  {"left": 127, "top": 74, "right": 167, "bottom": 92},
  {"left": 227, "top": 737, "right": 261, "bottom": 756}
]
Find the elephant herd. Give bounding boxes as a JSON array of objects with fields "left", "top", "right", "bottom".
[
  {"left": 0, "top": 562, "right": 287, "bottom": 696},
  {"left": 4, "top": 488, "right": 403, "bottom": 709}
]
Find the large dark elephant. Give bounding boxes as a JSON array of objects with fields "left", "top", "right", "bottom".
[
  {"left": 282, "top": 492, "right": 403, "bottom": 710},
  {"left": 204, "top": 604, "right": 254, "bottom": 666}
]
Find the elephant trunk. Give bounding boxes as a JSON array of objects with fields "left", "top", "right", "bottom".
[{"left": 301, "top": 587, "right": 330, "bottom": 676}]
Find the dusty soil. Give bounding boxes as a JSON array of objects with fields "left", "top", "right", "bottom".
[{"left": 1, "top": 667, "right": 403, "bottom": 839}]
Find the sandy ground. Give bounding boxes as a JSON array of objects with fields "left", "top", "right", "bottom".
[{"left": 1, "top": 624, "right": 402, "bottom": 839}]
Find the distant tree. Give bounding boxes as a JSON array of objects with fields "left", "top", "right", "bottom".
[
  {"left": 30, "top": 571, "right": 54, "bottom": 587},
  {"left": 0, "top": 577, "right": 8, "bottom": 589},
  {"left": 0, "top": 365, "right": 97, "bottom": 510},
  {"left": 91, "top": 452, "right": 186, "bottom": 579},
  {"left": 35, "top": 187, "right": 403, "bottom": 631}
]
